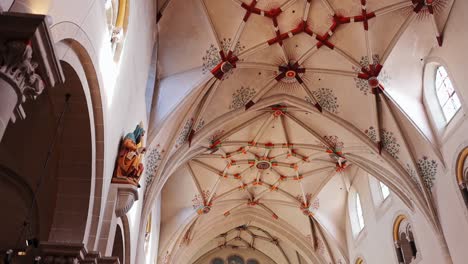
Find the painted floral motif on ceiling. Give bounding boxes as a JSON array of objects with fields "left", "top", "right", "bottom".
[
  {"left": 406, "top": 163, "right": 422, "bottom": 190},
  {"left": 175, "top": 119, "right": 193, "bottom": 148},
  {"left": 202, "top": 38, "right": 245, "bottom": 78},
  {"left": 402, "top": 0, "right": 449, "bottom": 20},
  {"left": 295, "top": 193, "right": 320, "bottom": 209},
  {"left": 195, "top": 119, "right": 205, "bottom": 132},
  {"left": 352, "top": 54, "right": 391, "bottom": 95},
  {"left": 365, "top": 127, "right": 401, "bottom": 159},
  {"left": 144, "top": 146, "right": 163, "bottom": 188},
  {"left": 305, "top": 234, "right": 325, "bottom": 256},
  {"left": 208, "top": 129, "right": 225, "bottom": 146},
  {"left": 192, "top": 190, "right": 214, "bottom": 209},
  {"left": 305, "top": 88, "right": 339, "bottom": 114},
  {"left": 316, "top": 237, "right": 325, "bottom": 256},
  {"left": 230, "top": 86, "right": 256, "bottom": 110},
  {"left": 202, "top": 44, "right": 219, "bottom": 74},
  {"left": 323, "top": 135, "right": 344, "bottom": 152},
  {"left": 417, "top": 156, "right": 438, "bottom": 190}
]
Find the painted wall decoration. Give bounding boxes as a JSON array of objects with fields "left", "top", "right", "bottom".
[
  {"left": 365, "top": 126, "right": 378, "bottom": 142},
  {"left": 365, "top": 127, "right": 400, "bottom": 159},
  {"left": 403, "top": 0, "right": 449, "bottom": 20},
  {"left": 202, "top": 39, "right": 245, "bottom": 78},
  {"left": 323, "top": 135, "right": 344, "bottom": 152},
  {"left": 209, "top": 129, "right": 225, "bottom": 146},
  {"left": 195, "top": 119, "right": 206, "bottom": 132},
  {"left": 144, "top": 145, "right": 163, "bottom": 187},
  {"left": 176, "top": 119, "right": 194, "bottom": 148},
  {"left": 112, "top": 123, "right": 146, "bottom": 187},
  {"left": 417, "top": 156, "right": 438, "bottom": 190},
  {"left": 202, "top": 44, "right": 220, "bottom": 74},
  {"left": 406, "top": 164, "right": 422, "bottom": 190},
  {"left": 230, "top": 87, "right": 256, "bottom": 110},
  {"left": 192, "top": 190, "right": 214, "bottom": 209},
  {"left": 220, "top": 38, "right": 246, "bottom": 56},
  {"left": 305, "top": 88, "right": 339, "bottom": 114},
  {"left": 353, "top": 54, "right": 381, "bottom": 95}
]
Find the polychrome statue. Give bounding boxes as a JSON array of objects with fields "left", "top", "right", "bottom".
[{"left": 112, "top": 123, "right": 146, "bottom": 187}]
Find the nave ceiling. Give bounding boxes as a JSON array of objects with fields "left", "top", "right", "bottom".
[{"left": 145, "top": 0, "right": 454, "bottom": 263}]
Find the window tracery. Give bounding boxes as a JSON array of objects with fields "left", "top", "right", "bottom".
[{"left": 434, "top": 66, "right": 461, "bottom": 122}]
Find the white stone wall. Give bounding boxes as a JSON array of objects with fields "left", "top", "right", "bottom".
[{"left": 2, "top": 0, "right": 157, "bottom": 263}]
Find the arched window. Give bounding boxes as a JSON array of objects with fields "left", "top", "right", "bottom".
[
  {"left": 356, "top": 193, "right": 365, "bottom": 231},
  {"left": 227, "top": 255, "right": 244, "bottom": 264},
  {"left": 456, "top": 148, "right": 468, "bottom": 209},
  {"left": 434, "top": 66, "right": 461, "bottom": 122},
  {"left": 393, "top": 215, "right": 418, "bottom": 264},
  {"left": 104, "top": 0, "right": 130, "bottom": 60},
  {"left": 379, "top": 182, "right": 390, "bottom": 200},
  {"left": 211, "top": 257, "right": 225, "bottom": 264}
]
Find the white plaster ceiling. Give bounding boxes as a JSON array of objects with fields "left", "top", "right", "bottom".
[{"left": 153, "top": 0, "right": 454, "bottom": 263}]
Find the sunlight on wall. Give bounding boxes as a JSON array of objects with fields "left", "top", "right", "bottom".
[
  {"left": 98, "top": 38, "right": 121, "bottom": 109},
  {"left": 9, "top": 0, "right": 51, "bottom": 13}
]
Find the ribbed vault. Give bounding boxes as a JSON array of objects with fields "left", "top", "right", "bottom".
[{"left": 144, "top": 0, "right": 455, "bottom": 263}]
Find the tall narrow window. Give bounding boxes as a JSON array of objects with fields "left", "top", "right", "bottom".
[
  {"left": 379, "top": 182, "right": 390, "bottom": 200},
  {"left": 435, "top": 66, "right": 461, "bottom": 122},
  {"left": 356, "top": 194, "right": 365, "bottom": 231}
]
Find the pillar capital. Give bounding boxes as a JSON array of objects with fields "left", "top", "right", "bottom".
[{"left": 0, "top": 12, "right": 64, "bottom": 121}]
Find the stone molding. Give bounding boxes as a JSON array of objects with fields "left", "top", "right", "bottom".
[
  {"left": 39, "top": 242, "right": 86, "bottom": 264},
  {"left": 39, "top": 243, "right": 120, "bottom": 264},
  {"left": 113, "top": 183, "right": 139, "bottom": 217},
  {"left": 0, "top": 12, "right": 64, "bottom": 121}
]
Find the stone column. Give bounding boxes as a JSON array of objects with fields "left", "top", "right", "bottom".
[{"left": 0, "top": 12, "right": 64, "bottom": 143}]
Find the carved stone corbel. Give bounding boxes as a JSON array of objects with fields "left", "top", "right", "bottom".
[{"left": 113, "top": 183, "right": 139, "bottom": 217}]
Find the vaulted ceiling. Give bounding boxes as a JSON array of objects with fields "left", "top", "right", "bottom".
[{"left": 148, "top": 0, "right": 454, "bottom": 263}]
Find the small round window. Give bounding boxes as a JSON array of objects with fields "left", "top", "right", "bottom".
[{"left": 435, "top": 66, "right": 461, "bottom": 122}]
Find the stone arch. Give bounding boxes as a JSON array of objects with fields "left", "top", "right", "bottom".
[
  {"left": 121, "top": 215, "right": 132, "bottom": 264},
  {"left": 140, "top": 94, "right": 440, "bottom": 264},
  {"left": 0, "top": 57, "right": 95, "bottom": 245},
  {"left": 144, "top": 95, "right": 429, "bottom": 221},
  {"left": 168, "top": 209, "right": 326, "bottom": 264},
  {"left": 0, "top": 165, "right": 39, "bottom": 249},
  {"left": 112, "top": 225, "right": 125, "bottom": 264},
  {"left": 50, "top": 21, "right": 106, "bottom": 250}
]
